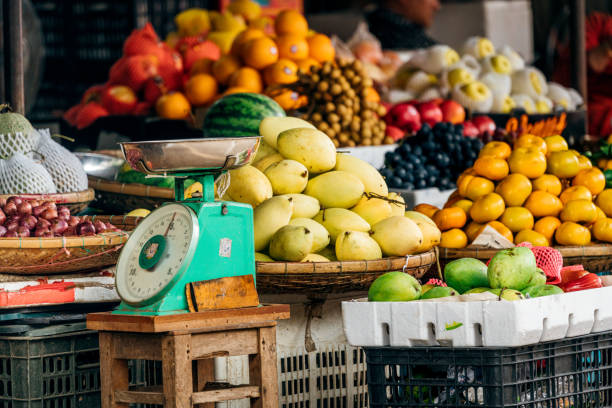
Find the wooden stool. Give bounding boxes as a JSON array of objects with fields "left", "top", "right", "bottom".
[{"left": 87, "top": 305, "right": 290, "bottom": 408}]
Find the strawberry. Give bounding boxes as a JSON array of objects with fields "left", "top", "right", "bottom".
[
  {"left": 182, "top": 41, "right": 221, "bottom": 71},
  {"left": 63, "top": 104, "right": 83, "bottom": 126},
  {"left": 75, "top": 102, "right": 109, "bottom": 129}
]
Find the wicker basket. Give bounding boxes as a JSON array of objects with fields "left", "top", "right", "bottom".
[
  {"left": 438, "top": 245, "right": 612, "bottom": 274},
  {"left": 255, "top": 250, "right": 437, "bottom": 294},
  {"left": 0, "top": 189, "right": 95, "bottom": 214},
  {"left": 0, "top": 216, "right": 136, "bottom": 275},
  {"left": 89, "top": 176, "right": 173, "bottom": 213}
]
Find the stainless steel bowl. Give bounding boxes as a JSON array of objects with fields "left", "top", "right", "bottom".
[
  {"left": 119, "top": 137, "right": 261, "bottom": 175},
  {"left": 75, "top": 152, "right": 125, "bottom": 180}
]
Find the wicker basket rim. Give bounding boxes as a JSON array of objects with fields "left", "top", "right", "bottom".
[
  {"left": 0, "top": 189, "right": 95, "bottom": 202},
  {"left": 439, "top": 244, "right": 612, "bottom": 258},
  {"left": 90, "top": 176, "right": 174, "bottom": 199},
  {"left": 0, "top": 231, "right": 129, "bottom": 248}
]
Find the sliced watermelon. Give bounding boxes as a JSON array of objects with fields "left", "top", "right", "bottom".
[{"left": 203, "top": 93, "right": 285, "bottom": 138}]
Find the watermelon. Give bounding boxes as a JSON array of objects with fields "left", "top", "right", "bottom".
[{"left": 202, "top": 93, "right": 285, "bottom": 138}]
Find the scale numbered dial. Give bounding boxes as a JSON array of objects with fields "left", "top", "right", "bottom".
[{"left": 116, "top": 203, "right": 199, "bottom": 306}]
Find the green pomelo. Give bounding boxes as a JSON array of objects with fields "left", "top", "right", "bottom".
[
  {"left": 444, "top": 258, "right": 489, "bottom": 294},
  {"left": 368, "top": 271, "right": 422, "bottom": 302},
  {"left": 487, "top": 247, "right": 537, "bottom": 291}
]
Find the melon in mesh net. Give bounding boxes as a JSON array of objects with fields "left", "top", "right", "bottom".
[
  {"left": 0, "top": 106, "right": 40, "bottom": 157},
  {"left": 0, "top": 152, "right": 57, "bottom": 194},
  {"left": 36, "top": 129, "right": 88, "bottom": 193}
]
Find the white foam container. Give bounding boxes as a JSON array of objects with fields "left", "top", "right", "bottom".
[{"left": 342, "top": 286, "right": 612, "bottom": 347}]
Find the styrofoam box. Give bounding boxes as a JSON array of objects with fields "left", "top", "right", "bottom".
[{"left": 342, "top": 287, "right": 612, "bottom": 347}]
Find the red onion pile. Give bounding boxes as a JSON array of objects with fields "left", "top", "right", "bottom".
[{"left": 0, "top": 197, "right": 119, "bottom": 238}]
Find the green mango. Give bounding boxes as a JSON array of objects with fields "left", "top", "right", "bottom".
[
  {"left": 444, "top": 258, "right": 489, "bottom": 294},
  {"left": 488, "top": 288, "right": 525, "bottom": 301},
  {"left": 368, "top": 272, "right": 422, "bottom": 302},
  {"left": 420, "top": 286, "right": 459, "bottom": 300},
  {"left": 521, "top": 284, "right": 564, "bottom": 298},
  {"left": 463, "top": 287, "right": 492, "bottom": 294}
]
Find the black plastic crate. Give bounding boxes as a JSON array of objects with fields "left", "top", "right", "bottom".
[{"left": 365, "top": 331, "right": 612, "bottom": 408}]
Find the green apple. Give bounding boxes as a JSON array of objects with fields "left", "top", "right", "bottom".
[
  {"left": 368, "top": 271, "right": 422, "bottom": 302},
  {"left": 488, "top": 247, "right": 537, "bottom": 291},
  {"left": 420, "top": 286, "right": 459, "bottom": 300},
  {"left": 444, "top": 258, "right": 489, "bottom": 294}
]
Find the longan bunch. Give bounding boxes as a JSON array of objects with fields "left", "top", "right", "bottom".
[{"left": 301, "top": 59, "right": 389, "bottom": 147}]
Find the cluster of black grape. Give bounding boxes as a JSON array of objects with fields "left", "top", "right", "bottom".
[{"left": 380, "top": 122, "right": 484, "bottom": 190}]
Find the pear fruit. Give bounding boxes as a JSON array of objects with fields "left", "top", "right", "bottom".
[
  {"left": 259, "top": 116, "right": 315, "bottom": 149},
  {"left": 351, "top": 196, "right": 392, "bottom": 226},
  {"left": 301, "top": 254, "right": 329, "bottom": 262},
  {"left": 279, "top": 194, "right": 320, "bottom": 219},
  {"left": 370, "top": 216, "right": 423, "bottom": 256},
  {"left": 253, "top": 196, "right": 293, "bottom": 251},
  {"left": 269, "top": 225, "right": 314, "bottom": 261},
  {"left": 305, "top": 171, "right": 365, "bottom": 209},
  {"left": 335, "top": 230, "right": 382, "bottom": 261},
  {"left": 313, "top": 208, "right": 370, "bottom": 242},
  {"left": 334, "top": 153, "right": 388, "bottom": 196},
  {"left": 254, "top": 153, "right": 284, "bottom": 173},
  {"left": 265, "top": 159, "right": 309, "bottom": 194},
  {"left": 227, "top": 165, "right": 272, "bottom": 207},
  {"left": 277, "top": 128, "right": 336, "bottom": 173},
  {"left": 289, "top": 218, "right": 330, "bottom": 252}
]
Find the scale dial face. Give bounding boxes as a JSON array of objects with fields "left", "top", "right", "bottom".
[{"left": 116, "top": 203, "right": 199, "bottom": 306}]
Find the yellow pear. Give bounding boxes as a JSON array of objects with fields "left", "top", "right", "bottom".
[
  {"left": 277, "top": 128, "right": 336, "bottom": 173},
  {"left": 253, "top": 153, "right": 284, "bottom": 173},
  {"left": 351, "top": 196, "right": 392, "bottom": 225},
  {"left": 313, "top": 208, "right": 370, "bottom": 242},
  {"left": 259, "top": 116, "right": 315, "bottom": 149},
  {"left": 301, "top": 254, "right": 330, "bottom": 262},
  {"left": 265, "top": 159, "right": 309, "bottom": 195},
  {"left": 388, "top": 192, "right": 406, "bottom": 216},
  {"left": 404, "top": 211, "right": 441, "bottom": 252},
  {"left": 227, "top": 165, "right": 272, "bottom": 207},
  {"left": 335, "top": 230, "right": 382, "bottom": 261},
  {"left": 305, "top": 171, "right": 365, "bottom": 209},
  {"left": 289, "top": 218, "right": 330, "bottom": 252},
  {"left": 279, "top": 194, "right": 320, "bottom": 219},
  {"left": 255, "top": 252, "right": 274, "bottom": 261},
  {"left": 269, "top": 225, "right": 314, "bottom": 261},
  {"left": 253, "top": 196, "right": 293, "bottom": 251},
  {"left": 334, "top": 153, "right": 388, "bottom": 196},
  {"left": 370, "top": 216, "right": 424, "bottom": 256}
]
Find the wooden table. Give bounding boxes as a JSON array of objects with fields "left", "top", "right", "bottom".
[{"left": 87, "top": 304, "right": 290, "bottom": 408}]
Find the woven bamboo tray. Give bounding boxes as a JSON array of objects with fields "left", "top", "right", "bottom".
[
  {"left": 0, "top": 215, "right": 142, "bottom": 275},
  {"left": 0, "top": 189, "right": 95, "bottom": 214},
  {"left": 89, "top": 176, "right": 173, "bottom": 213},
  {"left": 255, "top": 249, "right": 437, "bottom": 294},
  {"left": 438, "top": 245, "right": 612, "bottom": 274}
]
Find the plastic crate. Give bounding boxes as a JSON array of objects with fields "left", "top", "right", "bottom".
[
  {"left": 0, "top": 329, "right": 152, "bottom": 408},
  {"left": 364, "top": 331, "right": 612, "bottom": 408}
]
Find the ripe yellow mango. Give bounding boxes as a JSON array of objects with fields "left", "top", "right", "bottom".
[
  {"left": 313, "top": 208, "right": 370, "bottom": 242},
  {"left": 335, "top": 230, "right": 382, "bottom": 261},
  {"left": 289, "top": 217, "right": 331, "bottom": 252},
  {"left": 259, "top": 116, "right": 315, "bottom": 149},
  {"left": 301, "top": 253, "right": 330, "bottom": 262},
  {"left": 305, "top": 171, "right": 365, "bottom": 209},
  {"left": 277, "top": 128, "right": 336, "bottom": 173},
  {"left": 388, "top": 192, "right": 406, "bottom": 217},
  {"left": 253, "top": 153, "right": 284, "bottom": 173},
  {"left": 317, "top": 246, "right": 337, "bottom": 261},
  {"left": 265, "top": 159, "right": 309, "bottom": 195},
  {"left": 255, "top": 252, "right": 274, "bottom": 261},
  {"left": 404, "top": 211, "right": 441, "bottom": 252},
  {"left": 253, "top": 139, "right": 277, "bottom": 163},
  {"left": 269, "top": 225, "right": 314, "bottom": 261},
  {"left": 335, "top": 153, "right": 388, "bottom": 196},
  {"left": 253, "top": 196, "right": 293, "bottom": 251},
  {"left": 279, "top": 194, "right": 320, "bottom": 219},
  {"left": 351, "top": 196, "right": 392, "bottom": 226},
  {"left": 227, "top": 165, "right": 272, "bottom": 207},
  {"left": 370, "top": 216, "right": 424, "bottom": 256}
]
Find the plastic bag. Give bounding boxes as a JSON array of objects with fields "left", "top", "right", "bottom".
[{"left": 347, "top": 22, "right": 383, "bottom": 64}]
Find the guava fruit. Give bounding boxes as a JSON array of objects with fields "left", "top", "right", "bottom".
[
  {"left": 487, "top": 247, "right": 537, "bottom": 291},
  {"left": 368, "top": 271, "right": 422, "bottom": 302},
  {"left": 420, "top": 286, "right": 459, "bottom": 300},
  {"left": 525, "top": 267, "right": 547, "bottom": 287},
  {"left": 444, "top": 258, "right": 489, "bottom": 293},
  {"left": 522, "top": 284, "right": 564, "bottom": 298},
  {"left": 488, "top": 288, "right": 525, "bottom": 301}
]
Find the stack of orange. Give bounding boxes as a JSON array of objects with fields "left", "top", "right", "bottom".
[
  {"left": 413, "top": 134, "right": 612, "bottom": 248},
  {"left": 187, "top": 9, "right": 336, "bottom": 110}
]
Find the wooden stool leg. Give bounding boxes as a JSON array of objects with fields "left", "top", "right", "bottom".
[
  {"left": 249, "top": 326, "right": 278, "bottom": 408},
  {"left": 162, "top": 334, "right": 193, "bottom": 408},
  {"left": 99, "top": 332, "right": 129, "bottom": 408},
  {"left": 193, "top": 359, "right": 215, "bottom": 408}
]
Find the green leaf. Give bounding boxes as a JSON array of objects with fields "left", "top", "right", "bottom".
[{"left": 445, "top": 321, "right": 463, "bottom": 331}]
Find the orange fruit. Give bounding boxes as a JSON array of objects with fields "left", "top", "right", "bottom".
[
  {"left": 524, "top": 191, "right": 563, "bottom": 217},
  {"left": 444, "top": 193, "right": 463, "bottom": 208},
  {"left": 185, "top": 74, "right": 218, "bottom": 106},
  {"left": 296, "top": 57, "right": 320, "bottom": 73},
  {"left": 598, "top": 158, "right": 608, "bottom": 169},
  {"left": 597, "top": 189, "right": 612, "bottom": 217},
  {"left": 572, "top": 167, "right": 606, "bottom": 195},
  {"left": 477, "top": 221, "right": 513, "bottom": 243},
  {"left": 451, "top": 199, "right": 473, "bottom": 215},
  {"left": 592, "top": 218, "right": 612, "bottom": 243},
  {"left": 269, "top": 88, "right": 304, "bottom": 111},
  {"left": 190, "top": 58, "right": 215, "bottom": 75},
  {"left": 560, "top": 199, "right": 598, "bottom": 224},
  {"left": 465, "top": 221, "right": 484, "bottom": 242},
  {"left": 479, "top": 141, "right": 512, "bottom": 159},
  {"left": 230, "top": 28, "right": 266, "bottom": 57},
  {"left": 212, "top": 55, "right": 241, "bottom": 85},
  {"left": 156, "top": 92, "right": 191, "bottom": 119},
  {"left": 514, "top": 134, "right": 547, "bottom": 155},
  {"left": 532, "top": 174, "right": 562, "bottom": 196},
  {"left": 469, "top": 193, "right": 505, "bottom": 224},
  {"left": 242, "top": 36, "right": 279, "bottom": 70},
  {"left": 515, "top": 229, "right": 549, "bottom": 246},
  {"left": 275, "top": 9, "right": 308, "bottom": 37},
  {"left": 559, "top": 185, "right": 592, "bottom": 205},
  {"left": 494, "top": 174, "right": 532, "bottom": 206},
  {"left": 276, "top": 34, "right": 309, "bottom": 60},
  {"left": 228, "top": 67, "right": 263, "bottom": 93},
  {"left": 499, "top": 207, "right": 534, "bottom": 233},
  {"left": 414, "top": 203, "right": 439, "bottom": 219},
  {"left": 458, "top": 176, "right": 495, "bottom": 201},
  {"left": 473, "top": 156, "right": 509, "bottom": 181},
  {"left": 578, "top": 154, "right": 593, "bottom": 170},
  {"left": 263, "top": 58, "right": 299, "bottom": 85},
  {"left": 432, "top": 207, "right": 467, "bottom": 231},
  {"left": 364, "top": 87, "right": 381, "bottom": 103},
  {"left": 223, "top": 86, "right": 251, "bottom": 96},
  {"left": 508, "top": 148, "right": 546, "bottom": 179},
  {"left": 250, "top": 16, "right": 274, "bottom": 36},
  {"left": 307, "top": 33, "right": 335, "bottom": 63},
  {"left": 547, "top": 151, "right": 581, "bottom": 179},
  {"left": 439, "top": 228, "right": 468, "bottom": 249},
  {"left": 595, "top": 206, "right": 607, "bottom": 221},
  {"left": 606, "top": 161, "right": 612, "bottom": 171},
  {"left": 534, "top": 216, "right": 561, "bottom": 244},
  {"left": 555, "top": 221, "right": 591, "bottom": 245},
  {"left": 544, "top": 135, "right": 568, "bottom": 154}
]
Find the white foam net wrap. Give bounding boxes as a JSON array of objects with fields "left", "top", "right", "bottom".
[
  {"left": 36, "top": 129, "right": 88, "bottom": 193},
  {"left": 0, "top": 152, "right": 57, "bottom": 194},
  {"left": 0, "top": 130, "right": 40, "bottom": 158}
]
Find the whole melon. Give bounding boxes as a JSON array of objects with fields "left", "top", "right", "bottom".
[
  {"left": 0, "top": 105, "right": 39, "bottom": 157},
  {"left": 202, "top": 93, "right": 285, "bottom": 138}
]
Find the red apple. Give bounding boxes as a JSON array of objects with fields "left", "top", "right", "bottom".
[
  {"left": 439, "top": 100, "right": 466, "bottom": 124},
  {"left": 386, "top": 103, "right": 421, "bottom": 133},
  {"left": 386, "top": 125, "right": 405, "bottom": 142},
  {"left": 416, "top": 101, "right": 443, "bottom": 127},
  {"left": 463, "top": 120, "right": 479, "bottom": 138},
  {"left": 101, "top": 85, "right": 138, "bottom": 115},
  {"left": 472, "top": 115, "right": 496, "bottom": 136}
]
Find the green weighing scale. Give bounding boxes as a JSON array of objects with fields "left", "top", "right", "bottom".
[{"left": 113, "top": 137, "right": 261, "bottom": 316}]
